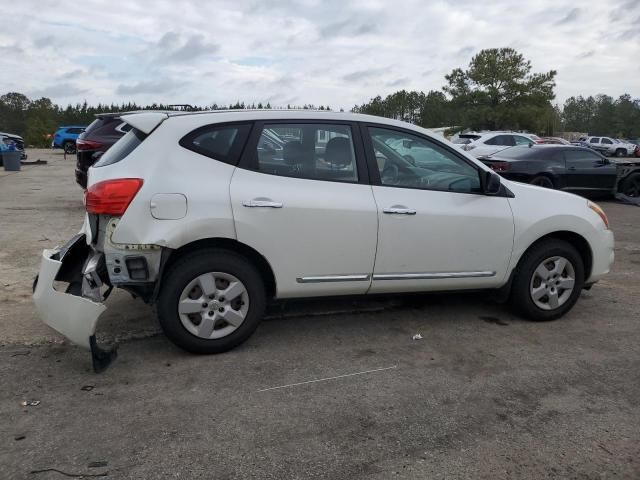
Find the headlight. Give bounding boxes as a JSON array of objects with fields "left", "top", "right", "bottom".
[{"left": 588, "top": 200, "right": 609, "bottom": 229}]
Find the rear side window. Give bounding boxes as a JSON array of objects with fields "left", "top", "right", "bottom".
[
  {"left": 485, "top": 135, "right": 514, "bottom": 146},
  {"left": 94, "top": 129, "right": 146, "bottom": 167},
  {"left": 180, "top": 123, "right": 251, "bottom": 165}
]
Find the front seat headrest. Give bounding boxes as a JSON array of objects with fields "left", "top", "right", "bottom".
[
  {"left": 283, "top": 141, "right": 304, "bottom": 165},
  {"left": 325, "top": 137, "right": 353, "bottom": 167}
]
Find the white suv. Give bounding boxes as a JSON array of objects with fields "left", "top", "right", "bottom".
[
  {"left": 460, "top": 132, "right": 539, "bottom": 158},
  {"left": 32, "top": 111, "right": 614, "bottom": 369}
]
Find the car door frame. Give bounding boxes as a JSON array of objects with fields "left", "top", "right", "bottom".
[
  {"left": 357, "top": 122, "right": 516, "bottom": 292},
  {"left": 232, "top": 119, "right": 378, "bottom": 298},
  {"left": 238, "top": 119, "right": 371, "bottom": 186}
]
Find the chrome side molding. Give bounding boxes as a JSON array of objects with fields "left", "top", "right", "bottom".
[
  {"left": 296, "top": 274, "right": 371, "bottom": 283},
  {"left": 373, "top": 271, "right": 495, "bottom": 281}
]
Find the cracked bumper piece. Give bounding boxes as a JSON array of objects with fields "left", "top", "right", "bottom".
[{"left": 33, "top": 235, "right": 117, "bottom": 372}]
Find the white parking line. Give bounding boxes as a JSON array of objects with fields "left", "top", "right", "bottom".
[{"left": 257, "top": 365, "right": 398, "bottom": 392}]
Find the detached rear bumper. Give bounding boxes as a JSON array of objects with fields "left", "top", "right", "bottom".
[{"left": 32, "top": 234, "right": 116, "bottom": 371}]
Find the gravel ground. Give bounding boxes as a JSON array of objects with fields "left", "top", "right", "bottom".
[{"left": 1, "top": 149, "right": 639, "bottom": 479}]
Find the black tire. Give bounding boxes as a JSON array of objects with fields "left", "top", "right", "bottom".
[
  {"left": 63, "top": 141, "right": 76, "bottom": 155},
  {"left": 615, "top": 148, "right": 626, "bottom": 158},
  {"left": 530, "top": 175, "right": 554, "bottom": 189},
  {"left": 510, "top": 239, "right": 584, "bottom": 321},
  {"left": 620, "top": 172, "right": 640, "bottom": 197},
  {"left": 157, "top": 249, "right": 266, "bottom": 354}
]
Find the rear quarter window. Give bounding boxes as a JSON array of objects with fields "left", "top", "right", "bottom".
[
  {"left": 93, "top": 128, "right": 146, "bottom": 167},
  {"left": 179, "top": 123, "right": 252, "bottom": 165}
]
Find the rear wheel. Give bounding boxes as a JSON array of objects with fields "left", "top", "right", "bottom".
[
  {"left": 621, "top": 172, "right": 640, "bottom": 197},
  {"left": 157, "top": 249, "right": 266, "bottom": 354},
  {"left": 530, "top": 175, "right": 554, "bottom": 189},
  {"left": 510, "top": 239, "right": 584, "bottom": 321},
  {"left": 63, "top": 141, "right": 76, "bottom": 155}
]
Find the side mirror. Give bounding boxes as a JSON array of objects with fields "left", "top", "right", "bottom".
[
  {"left": 483, "top": 170, "right": 501, "bottom": 195},
  {"left": 599, "top": 157, "right": 610, "bottom": 165}
]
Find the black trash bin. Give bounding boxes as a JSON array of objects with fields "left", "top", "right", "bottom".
[{"left": 2, "top": 151, "right": 21, "bottom": 171}]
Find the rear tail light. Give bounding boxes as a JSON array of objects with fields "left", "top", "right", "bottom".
[
  {"left": 490, "top": 161, "right": 510, "bottom": 172},
  {"left": 85, "top": 178, "right": 143, "bottom": 215},
  {"left": 76, "top": 139, "right": 103, "bottom": 151}
]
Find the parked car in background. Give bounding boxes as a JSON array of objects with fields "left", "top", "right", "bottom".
[
  {"left": 0, "top": 131, "right": 27, "bottom": 160},
  {"left": 53, "top": 126, "right": 86, "bottom": 154},
  {"left": 459, "top": 131, "right": 539, "bottom": 157},
  {"left": 450, "top": 132, "right": 482, "bottom": 146},
  {"left": 75, "top": 113, "right": 133, "bottom": 188},
  {"left": 538, "top": 137, "right": 571, "bottom": 145},
  {"left": 478, "top": 144, "right": 640, "bottom": 197},
  {"left": 578, "top": 136, "right": 636, "bottom": 157},
  {"left": 33, "top": 110, "right": 615, "bottom": 368}
]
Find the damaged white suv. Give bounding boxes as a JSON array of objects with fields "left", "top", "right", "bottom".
[{"left": 33, "top": 110, "right": 614, "bottom": 370}]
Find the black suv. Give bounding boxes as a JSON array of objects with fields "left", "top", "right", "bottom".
[{"left": 75, "top": 113, "right": 133, "bottom": 188}]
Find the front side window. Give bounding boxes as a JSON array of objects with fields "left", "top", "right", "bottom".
[
  {"left": 368, "top": 127, "right": 481, "bottom": 193},
  {"left": 601, "top": 138, "right": 613, "bottom": 144},
  {"left": 180, "top": 124, "right": 251, "bottom": 165},
  {"left": 254, "top": 123, "right": 358, "bottom": 182},
  {"left": 514, "top": 135, "right": 533, "bottom": 145},
  {"left": 485, "top": 135, "right": 515, "bottom": 146}
]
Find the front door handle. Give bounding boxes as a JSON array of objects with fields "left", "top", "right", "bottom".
[
  {"left": 568, "top": 166, "right": 576, "bottom": 171},
  {"left": 383, "top": 206, "right": 416, "bottom": 215},
  {"left": 243, "top": 199, "right": 283, "bottom": 208}
]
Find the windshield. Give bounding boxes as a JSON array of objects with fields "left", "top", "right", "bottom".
[{"left": 94, "top": 128, "right": 146, "bottom": 167}]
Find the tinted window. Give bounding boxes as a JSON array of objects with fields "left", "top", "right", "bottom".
[
  {"left": 94, "top": 129, "right": 146, "bottom": 167},
  {"left": 254, "top": 123, "right": 358, "bottom": 182},
  {"left": 485, "top": 135, "right": 514, "bottom": 146},
  {"left": 180, "top": 124, "right": 251, "bottom": 165},
  {"left": 368, "top": 127, "right": 481, "bottom": 193},
  {"left": 565, "top": 150, "right": 602, "bottom": 163},
  {"left": 514, "top": 135, "right": 533, "bottom": 145},
  {"left": 601, "top": 138, "right": 613, "bottom": 144},
  {"left": 589, "top": 137, "right": 600, "bottom": 144},
  {"left": 67, "top": 127, "right": 84, "bottom": 134}
]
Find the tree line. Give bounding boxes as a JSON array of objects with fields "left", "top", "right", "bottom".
[
  {"left": 2, "top": 48, "right": 639, "bottom": 147},
  {"left": 353, "top": 48, "right": 640, "bottom": 139}
]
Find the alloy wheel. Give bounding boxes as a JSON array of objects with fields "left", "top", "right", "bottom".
[
  {"left": 178, "top": 272, "right": 250, "bottom": 339},
  {"left": 529, "top": 256, "right": 576, "bottom": 311}
]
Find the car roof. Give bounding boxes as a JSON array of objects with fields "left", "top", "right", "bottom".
[{"left": 131, "top": 109, "right": 453, "bottom": 141}]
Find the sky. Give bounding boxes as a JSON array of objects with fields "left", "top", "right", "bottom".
[{"left": 1, "top": 0, "right": 638, "bottom": 110}]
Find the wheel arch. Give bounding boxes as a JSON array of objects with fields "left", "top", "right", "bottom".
[
  {"left": 513, "top": 231, "right": 593, "bottom": 282},
  {"left": 530, "top": 172, "right": 558, "bottom": 187},
  {"left": 161, "top": 237, "right": 277, "bottom": 299}
]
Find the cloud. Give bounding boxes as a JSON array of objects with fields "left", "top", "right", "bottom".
[
  {"left": 555, "top": 8, "right": 580, "bottom": 25},
  {"left": 30, "top": 83, "right": 88, "bottom": 98},
  {"left": 116, "top": 79, "right": 184, "bottom": 95},
  {"left": 1, "top": 0, "right": 638, "bottom": 110},
  {"left": 343, "top": 68, "right": 387, "bottom": 82}
]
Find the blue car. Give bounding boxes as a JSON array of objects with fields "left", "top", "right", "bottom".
[{"left": 53, "top": 126, "right": 87, "bottom": 154}]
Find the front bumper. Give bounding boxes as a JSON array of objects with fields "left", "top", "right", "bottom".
[
  {"left": 587, "top": 228, "right": 615, "bottom": 283},
  {"left": 33, "top": 234, "right": 116, "bottom": 371}
]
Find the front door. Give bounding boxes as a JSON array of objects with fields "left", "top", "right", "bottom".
[
  {"left": 230, "top": 121, "right": 378, "bottom": 298},
  {"left": 564, "top": 149, "right": 617, "bottom": 190},
  {"left": 361, "top": 125, "right": 515, "bottom": 294}
]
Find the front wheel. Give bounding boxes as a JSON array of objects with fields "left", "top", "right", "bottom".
[
  {"left": 615, "top": 148, "right": 626, "bottom": 158},
  {"left": 157, "top": 249, "right": 266, "bottom": 354},
  {"left": 510, "top": 239, "right": 584, "bottom": 321}
]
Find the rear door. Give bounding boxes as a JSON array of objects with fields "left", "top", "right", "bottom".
[{"left": 230, "top": 121, "right": 378, "bottom": 298}]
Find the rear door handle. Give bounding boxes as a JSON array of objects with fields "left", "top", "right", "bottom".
[
  {"left": 383, "top": 207, "right": 416, "bottom": 215},
  {"left": 243, "top": 199, "right": 283, "bottom": 208}
]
